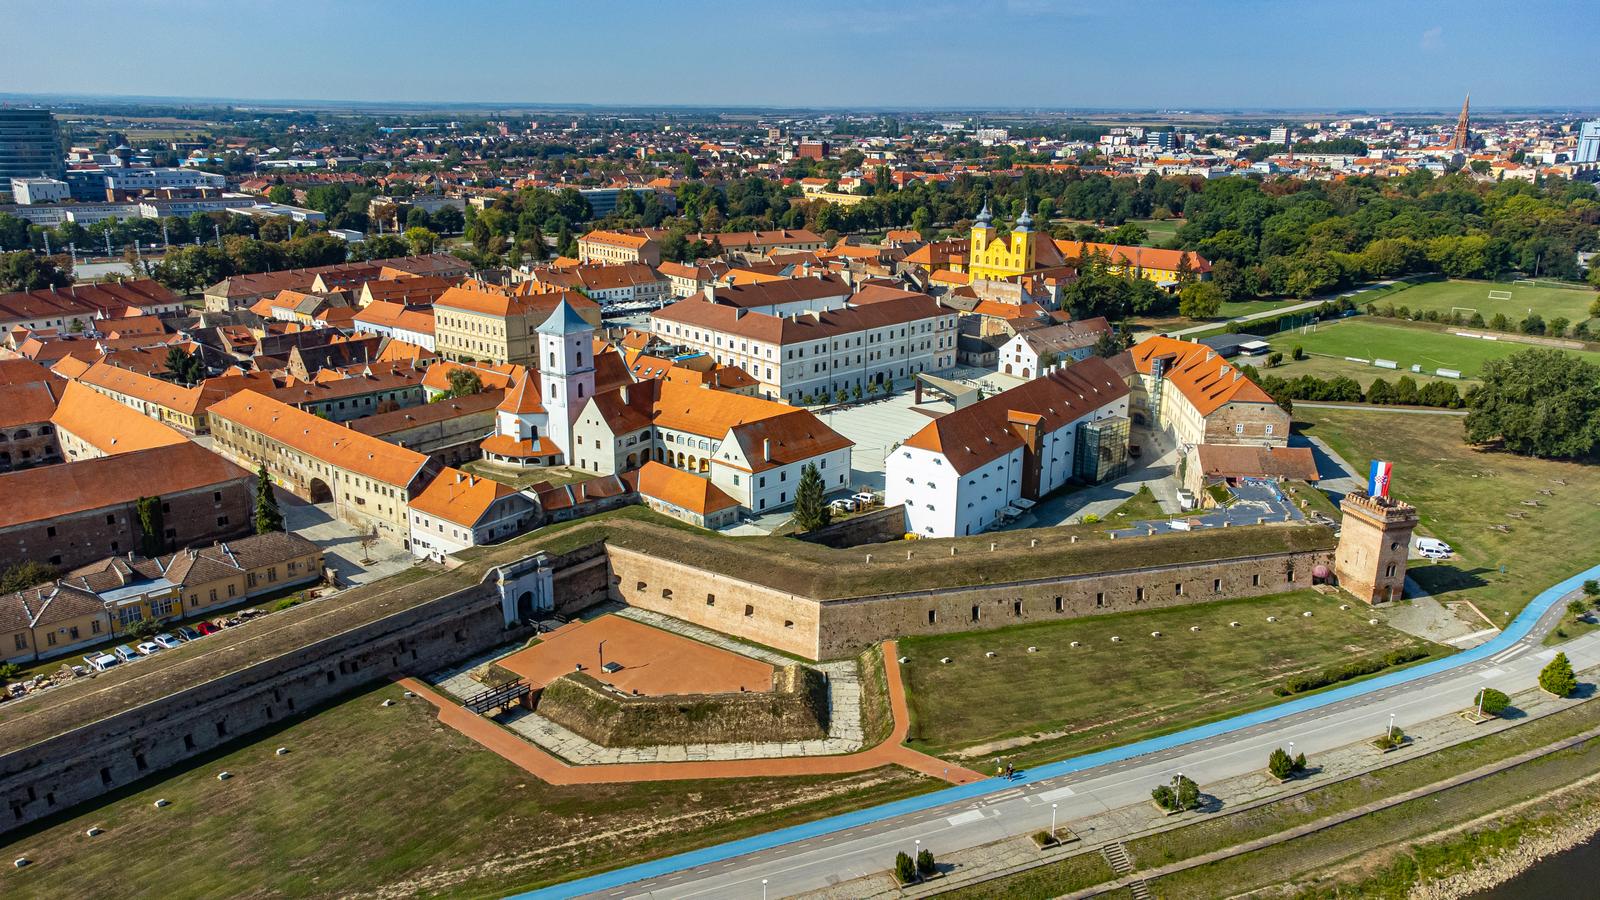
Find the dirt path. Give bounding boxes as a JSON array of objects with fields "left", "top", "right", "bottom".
[{"left": 401, "top": 640, "right": 983, "bottom": 785}]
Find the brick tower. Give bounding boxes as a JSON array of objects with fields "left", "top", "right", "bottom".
[{"left": 1335, "top": 491, "right": 1419, "bottom": 605}]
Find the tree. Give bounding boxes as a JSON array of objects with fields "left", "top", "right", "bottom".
[
  {"left": 403, "top": 226, "right": 438, "bottom": 255},
  {"left": 164, "top": 346, "right": 205, "bottom": 385},
  {"left": 253, "top": 466, "right": 284, "bottom": 534},
  {"left": 1539, "top": 651, "right": 1577, "bottom": 697},
  {"left": 0, "top": 560, "right": 56, "bottom": 593},
  {"left": 0, "top": 251, "right": 71, "bottom": 291},
  {"left": 1177, "top": 280, "right": 1223, "bottom": 319},
  {"left": 894, "top": 851, "right": 917, "bottom": 884},
  {"left": 266, "top": 185, "right": 294, "bottom": 205},
  {"left": 358, "top": 527, "right": 380, "bottom": 565},
  {"left": 445, "top": 368, "right": 483, "bottom": 398},
  {"left": 1464, "top": 349, "right": 1600, "bottom": 458},
  {"left": 792, "top": 463, "right": 831, "bottom": 532},
  {"left": 1268, "top": 747, "right": 1295, "bottom": 779},
  {"left": 916, "top": 849, "right": 936, "bottom": 877},
  {"left": 135, "top": 496, "right": 165, "bottom": 558},
  {"left": 1475, "top": 688, "right": 1511, "bottom": 717}
]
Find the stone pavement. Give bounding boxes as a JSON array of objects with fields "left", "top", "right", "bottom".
[
  {"left": 800, "top": 669, "right": 1597, "bottom": 899},
  {"left": 401, "top": 640, "right": 984, "bottom": 786}
]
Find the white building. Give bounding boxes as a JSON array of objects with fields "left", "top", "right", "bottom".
[
  {"left": 996, "top": 318, "right": 1111, "bottom": 379},
  {"left": 103, "top": 167, "right": 226, "bottom": 194},
  {"left": 9, "top": 177, "right": 69, "bottom": 205},
  {"left": 650, "top": 283, "right": 958, "bottom": 403},
  {"left": 887, "top": 357, "right": 1130, "bottom": 538},
  {"left": 570, "top": 379, "right": 853, "bottom": 514}
]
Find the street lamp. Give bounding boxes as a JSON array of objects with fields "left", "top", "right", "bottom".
[
  {"left": 914, "top": 838, "right": 921, "bottom": 861},
  {"left": 1387, "top": 713, "right": 1396, "bottom": 742},
  {"left": 1051, "top": 802, "right": 1058, "bottom": 839},
  {"left": 762, "top": 878, "right": 768, "bottom": 900},
  {"left": 1288, "top": 740, "right": 1294, "bottom": 759}
]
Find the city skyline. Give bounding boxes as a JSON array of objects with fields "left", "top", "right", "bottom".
[{"left": 5, "top": 0, "right": 1595, "bottom": 109}]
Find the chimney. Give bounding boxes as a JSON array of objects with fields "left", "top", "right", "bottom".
[
  {"left": 620, "top": 383, "right": 630, "bottom": 404},
  {"left": 762, "top": 437, "right": 772, "bottom": 462}
]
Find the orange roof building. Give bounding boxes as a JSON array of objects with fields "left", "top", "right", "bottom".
[
  {"left": 888, "top": 356, "right": 1131, "bottom": 537},
  {"left": 407, "top": 467, "right": 537, "bottom": 560},
  {"left": 207, "top": 390, "right": 434, "bottom": 546},
  {"left": 51, "top": 380, "right": 188, "bottom": 461},
  {"left": 1126, "top": 335, "right": 1288, "bottom": 449},
  {"left": 628, "top": 461, "right": 740, "bottom": 529}
]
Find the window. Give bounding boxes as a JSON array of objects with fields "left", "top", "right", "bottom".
[
  {"left": 1054, "top": 596, "right": 1064, "bottom": 612},
  {"left": 12, "top": 634, "right": 24, "bottom": 651},
  {"left": 743, "top": 604, "right": 754, "bottom": 617},
  {"left": 1265, "top": 424, "right": 1275, "bottom": 436},
  {"left": 1013, "top": 600, "right": 1022, "bottom": 617},
  {"left": 927, "top": 609, "right": 937, "bottom": 625},
  {"left": 705, "top": 594, "right": 715, "bottom": 607},
  {"left": 1235, "top": 423, "right": 1244, "bottom": 434},
  {"left": 1174, "top": 582, "right": 1183, "bottom": 596},
  {"left": 1136, "top": 587, "right": 1146, "bottom": 602},
  {"left": 1251, "top": 573, "right": 1261, "bottom": 587},
  {"left": 970, "top": 605, "right": 979, "bottom": 623},
  {"left": 1213, "top": 578, "right": 1221, "bottom": 593}
]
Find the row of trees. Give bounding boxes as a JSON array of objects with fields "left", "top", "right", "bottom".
[
  {"left": 1238, "top": 365, "right": 1466, "bottom": 411},
  {"left": 1367, "top": 299, "right": 1598, "bottom": 341}
]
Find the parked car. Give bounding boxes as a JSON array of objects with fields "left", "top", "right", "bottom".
[
  {"left": 1417, "top": 537, "right": 1452, "bottom": 559},
  {"left": 83, "top": 653, "right": 119, "bottom": 672},
  {"left": 829, "top": 498, "right": 857, "bottom": 513},
  {"left": 174, "top": 626, "right": 201, "bottom": 642},
  {"left": 851, "top": 491, "right": 877, "bottom": 506},
  {"left": 153, "top": 633, "right": 182, "bottom": 650},
  {"left": 113, "top": 645, "right": 141, "bottom": 663},
  {"left": 135, "top": 641, "right": 161, "bottom": 656},
  {"left": 195, "top": 622, "right": 222, "bottom": 636}
]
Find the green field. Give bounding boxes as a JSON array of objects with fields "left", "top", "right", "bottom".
[
  {"left": 899, "top": 591, "right": 1443, "bottom": 769},
  {"left": 1375, "top": 278, "right": 1598, "bottom": 327},
  {"left": 1297, "top": 408, "right": 1600, "bottom": 620},
  {"left": 0, "top": 683, "right": 930, "bottom": 899},
  {"left": 1267, "top": 318, "right": 1600, "bottom": 379}
]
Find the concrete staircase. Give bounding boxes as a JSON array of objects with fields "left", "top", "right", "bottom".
[{"left": 1101, "top": 841, "right": 1151, "bottom": 900}]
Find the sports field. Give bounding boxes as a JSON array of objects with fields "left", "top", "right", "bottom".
[
  {"left": 1267, "top": 318, "right": 1600, "bottom": 379},
  {"left": 1373, "top": 279, "right": 1597, "bottom": 327}
]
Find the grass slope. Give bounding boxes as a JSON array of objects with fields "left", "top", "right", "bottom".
[
  {"left": 0, "top": 682, "right": 930, "bottom": 899},
  {"left": 900, "top": 591, "right": 1443, "bottom": 769},
  {"left": 1297, "top": 408, "right": 1600, "bottom": 619}
]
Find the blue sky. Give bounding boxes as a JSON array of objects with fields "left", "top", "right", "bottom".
[{"left": 5, "top": 0, "right": 1594, "bottom": 109}]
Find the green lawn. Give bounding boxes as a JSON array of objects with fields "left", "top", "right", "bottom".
[
  {"left": 1296, "top": 408, "right": 1600, "bottom": 620},
  {"left": 1371, "top": 278, "right": 1598, "bottom": 327},
  {"left": 1266, "top": 318, "right": 1600, "bottom": 379},
  {"left": 1254, "top": 352, "right": 1468, "bottom": 389},
  {"left": 1130, "top": 217, "right": 1182, "bottom": 245},
  {"left": 1216, "top": 298, "right": 1298, "bottom": 319},
  {"left": 899, "top": 591, "right": 1444, "bottom": 769},
  {"left": 0, "top": 682, "right": 931, "bottom": 899}
]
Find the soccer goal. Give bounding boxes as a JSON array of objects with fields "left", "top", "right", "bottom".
[
  {"left": 1487, "top": 290, "right": 1513, "bottom": 301},
  {"left": 1451, "top": 306, "right": 1477, "bottom": 318}
]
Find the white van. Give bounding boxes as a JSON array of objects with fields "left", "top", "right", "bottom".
[
  {"left": 82, "top": 653, "right": 119, "bottom": 672},
  {"left": 1417, "top": 537, "right": 1452, "bottom": 559}
]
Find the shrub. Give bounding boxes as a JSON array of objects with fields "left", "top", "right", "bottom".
[
  {"left": 1375, "top": 725, "right": 1407, "bottom": 749},
  {"left": 1585, "top": 579, "right": 1600, "bottom": 598},
  {"left": 0, "top": 662, "right": 20, "bottom": 685},
  {"left": 894, "top": 851, "right": 917, "bottom": 884},
  {"left": 1268, "top": 747, "right": 1294, "bottom": 779},
  {"left": 1568, "top": 599, "right": 1588, "bottom": 617},
  {"left": 1081, "top": 513, "right": 1101, "bottom": 524},
  {"left": 1540, "top": 652, "right": 1577, "bottom": 697},
  {"left": 1292, "top": 345, "right": 1306, "bottom": 360},
  {"left": 1276, "top": 646, "right": 1429, "bottom": 695},
  {"left": 1476, "top": 688, "right": 1511, "bottom": 717},
  {"left": 917, "top": 848, "right": 936, "bottom": 876},
  {"left": 1034, "top": 830, "right": 1057, "bottom": 846},
  {"left": 1153, "top": 776, "right": 1199, "bottom": 811}
]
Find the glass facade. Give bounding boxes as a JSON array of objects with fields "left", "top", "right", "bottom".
[
  {"left": 1074, "top": 416, "right": 1130, "bottom": 484},
  {"left": 0, "top": 108, "right": 66, "bottom": 182}
]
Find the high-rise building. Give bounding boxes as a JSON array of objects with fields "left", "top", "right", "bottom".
[
  {"left": 1575, "top": 120, "right": 1600, "bottom": 165},
  {"left": 0, "top": 108, "right": 65, "bottom": 182},
  {"left": 1269, "top": 126, "right": 1291, "bottom": 145}
]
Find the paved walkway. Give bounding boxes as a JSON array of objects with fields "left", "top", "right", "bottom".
[
  {"left": 803, "top": 671, "right": 1598, "bottom": 899},
  {"left": 400, "top": 641, "right": 984, "bottom": 786},
  {"left": 1296, "top": 401, "right": 1467, "bottom": 416}
]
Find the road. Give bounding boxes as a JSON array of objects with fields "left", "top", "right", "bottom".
[
  {"left": 1164, "top": 279, "right": 1409, "bottom": 338},
  {"left": 516, "top": 561, "right": 1600, "bottom": 900}
]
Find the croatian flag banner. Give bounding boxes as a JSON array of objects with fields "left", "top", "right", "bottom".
[{"left": 1368, "top": 460, "right": 1393, "bottom": 498}]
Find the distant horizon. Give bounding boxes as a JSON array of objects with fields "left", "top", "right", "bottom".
[
  {"left": 3, "top": 91, "right": 1596, "bottom": 121},
  {"left": 3, "top": 0, "right": 1593, "bottom": 111}
]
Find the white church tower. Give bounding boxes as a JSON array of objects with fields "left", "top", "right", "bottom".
[{"left": 536, "top": 296, "right": 595, "bottom": 463}]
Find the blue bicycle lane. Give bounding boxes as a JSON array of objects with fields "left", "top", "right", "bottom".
[{"left": 514, "top": 562, "right": 1600, "bottom": 899}]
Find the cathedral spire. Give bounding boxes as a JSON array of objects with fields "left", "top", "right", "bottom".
[{"left": 1447, "top": 94, "right": 1471, "bottom": 151}]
